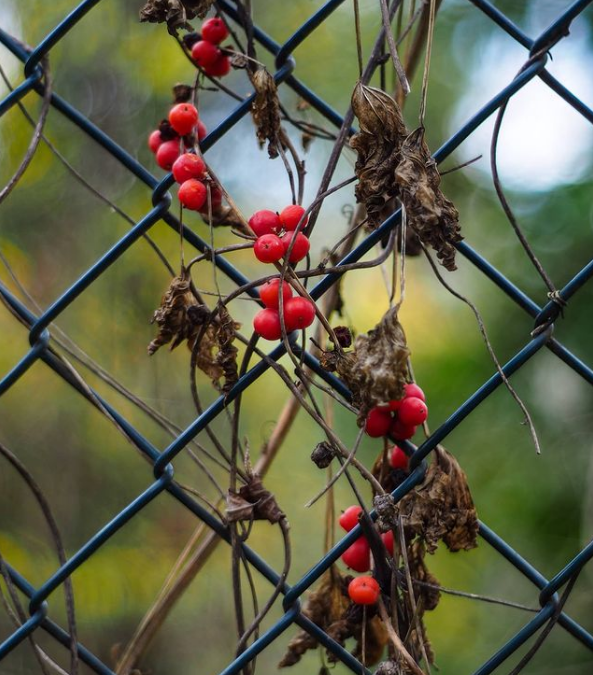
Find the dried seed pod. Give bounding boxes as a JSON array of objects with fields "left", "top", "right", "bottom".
[
  {"left": 333, "top": 325, "right": 353, "bottom": 348},
  {"left": 311, "top": 442, "right": 335, "bottom": 469},
  {"left": 350, "top": 82, "right": 407, "bottom": 229},
  {"left": 172, "top": 83, "right": 193, "bottom": 103},
  {"left": 395, "top": 127, "right": 463, "bottom": 271},
  {"left": 373, "top": 493, "right": 397, "bottom": 532}
]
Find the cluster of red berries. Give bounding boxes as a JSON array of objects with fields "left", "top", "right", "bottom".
[
  {"left": 339, "top": 505, "right": 393, "bottom": 573},
  {"left": 250, "top": 206, "right": 315, "bottom": 340},
  {"left": 149, "top": 102, "right": 222, "bottom": 213},
  {"left": 253, "top": 279, "right": 316, "bottom": 340},
  {"left": 148, "top": 110, "right": 207, "bottom": 171},
  {"left": 340, "top": 506, "right": 384, "bottom": 605},
  {"left": 364, "top": 383, "right": 428, "bottom": 441},
  {"left": 190, "top": 18, "right": 231, "bottom": 78},
  {"left": 249, "top": 206, "right": 311, "bottom": 264}
]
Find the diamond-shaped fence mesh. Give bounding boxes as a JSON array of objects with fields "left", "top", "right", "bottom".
[{"left": 1, "top": 1, "right": 593, "bottom": 674}]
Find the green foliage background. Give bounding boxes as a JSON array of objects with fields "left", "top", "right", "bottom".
[{"left": 0, "top": 1, "right": 592, "bottom": 674}]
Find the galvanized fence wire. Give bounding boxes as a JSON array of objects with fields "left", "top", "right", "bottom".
[{"left": 1, "top": 0, "right": 593, "bottom": 673}]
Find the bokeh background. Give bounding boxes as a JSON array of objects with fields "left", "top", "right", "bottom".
[{"left": 1, "top": 1, "right": 593, "bottom": 673}]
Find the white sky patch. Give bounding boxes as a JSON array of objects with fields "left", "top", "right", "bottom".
[{"left": 450, "top": 29, "right": 593, "bottom": 192}]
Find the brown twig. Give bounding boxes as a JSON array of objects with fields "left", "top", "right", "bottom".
[{"left": 377, "top": 596, "right": 426, "bottom": 675}]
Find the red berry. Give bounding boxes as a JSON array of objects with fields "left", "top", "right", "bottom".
[
  {"left": 178, "top": 179, "right": 207, "bottom": 210},
  {"left": 398, "top": 397, "right": 428, "bottom": 426},
  {"left": 204, "top": 55, "right": 231, "bottom": 77},
  {"left": 249, "top": 210, "right": 281, "bottom": 237},
  {"left": 253, "top": 309, "right": 282, "bottom": 340},
  {"left": 259, "top": 279, "right": 292, "bottom": 309},
  {"left": 169, "top": 103, "right": 199, "bottom": 136},
  {"left": 348, "top": 576, "right": 380, "bottom": 605},
  {"left": 281, "top": 231, "right": 310, "bottom": 263},
  {"left": 155, "top": 139, "right": 181, "bottom": 170},
  {"left": 172, "top": 153, "right": 207, "bottom": 183},
  {"left": 148, "top": 130, "right": 163, "bottom": 153},
  {"left": 390, "top": 418, "right": 417, "bottom": 441},
  {"left": 191, "top": 40, "right": 221, "bottom": 67},
  {"left": 381, "top": 530, "right": 394, "bottom": 556},
  {"left": 388, "top": 399, "right": 402, "bottom": 412},
  {"left": 365, "top": 407, "right": 392, "bottom": 438},
  {"left": 339, "top": 505, "right": 362, "bottom": 532},
  {"left": 197, "top": 119, "right": 208, "bottom": 141},
  {"left": 404, "top": 383, "right": 426, "bottom": 401},
  {"left": 201, "top": 17, "right": 229, "bottom": 44},
  {"left": 341, "top": 537, "right": 371, "bottom": 573},
  {"left": 279, "top": 204, "right": 308, "bottom": 231},
  {"left": 390, "top": 445, "right": 409, "bottom": 471},
  {"left": 254, "top": 234, "right": 284, "bottom": 263},
  {"left": 283, "top": 297, "right": 316, "bottom": 331}
]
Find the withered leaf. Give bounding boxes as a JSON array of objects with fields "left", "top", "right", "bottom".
[
  {"left": 148, "top": 278, "right": 240, "bottom": 394},
  {"left": 326, "top": 605, "right": 387, "bottom": 666},
  {"left": 350, "top": 82, "right": 407, "bottom": 229},
  {"left": 148, "top": 271, "right": 207, "bottom": 356},
  {"left": 333, "top": 307, "right": 409, "bottom": 420},
  {"left": 395, "top": 127, "right": 462, "bottom": 271},
  {"left": 397, "top": 447, "right": 478, "bottom": 553},
  {"left": 279, "top": 567, "right": 350, "bottom": 668},
  {"left": 139, "top": 0, "right": 214, "bottom": 33},
  {"left": 230, "top": 474, "right": 285, "bottom": 524},
  {"left": 249, "top": 67, "right": 283, "bottom": 158},
  {"left": 280, "top": 569, "right": 387, "bottom": 668},
  {"left": 195, "top": 304, "right": 240, "bottom": 395}
]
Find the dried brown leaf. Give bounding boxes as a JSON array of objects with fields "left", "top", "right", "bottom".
[
  {"left": 195, "top": 304, "right": 240, "bottom": 395},
  {"left": 139, "top": 0, "right": 214, "bottom": 33},
  {"left": 279, "top": 567, "right": 350, "bottom": 667},
  {"left": 351, "top": 615, "right": 389, "bottom": 665},
  {"left": 350, "top": 83, "right": 407, "bottom": 229},
  {"left": 148, "top": 278, "right": 240, "bottom": 393},
  {"left": 333, "top": 307, "right": 409, "bottom": 420},
  {"left": 226, "top": 474, "right": 285, "bottom": 523},
  {"left": 249, "top": 68, "right": 283, "bottom": 158},
  {"left": 395, "top": 127, "right": 463, "bottom": 271},
  {"left": 148, "top": 271, "right": 208, "bottom": 355},
  {"left": 397, "top": 448, "right": 478, "bottom": 553}
]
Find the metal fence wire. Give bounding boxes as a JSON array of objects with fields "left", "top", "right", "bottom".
[{"left": 1, "top": 0, "right": 593, "bottom": 673}]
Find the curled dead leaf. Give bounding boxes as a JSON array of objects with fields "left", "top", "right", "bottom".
[
  {"left": 148, "top": 271, "right": 208, "bottom": 356},
  {"left": 350, "top": 82, "right": 407, "bottom": 229},
  {"left": 397, "top": 447, "right": 478, "bottom": 553},
  {"left": 395, "top": 127, "right": 462, "bottom": 271},
  {"left": 279, "top": 567, "right": 350, "bottom": 667},
  {"left": 249, "top": 68, "right": 283, "bottom": 159},
  {"left": 148, "top": 277, "right": 240, "bottom": 394},
  {"left": 333, "top": 307, "right": 409, "bottom": 420},
  {"left": 139, "top": 0, "right": 214, "bottom": 33},
  {"left": 228, "top": 474, "right": 285, "bottom": 524},
  {"left": 195, "top": 304, "right": 240, "bottom": 395}
]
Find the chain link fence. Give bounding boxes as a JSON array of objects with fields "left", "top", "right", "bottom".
[{"left": 1, "top": 0, "right": 593, "bottom": 673}]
